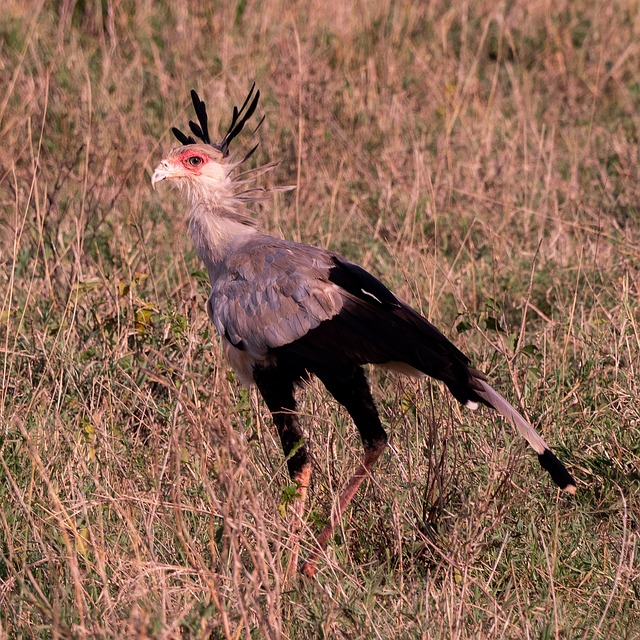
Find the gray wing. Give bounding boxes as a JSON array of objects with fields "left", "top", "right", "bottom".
[
  {"left": 208, "top": 237, "right": 343, "bottom": 358},
  {"left": 208, "top": 235, "right": 477, "bottom": 402}
]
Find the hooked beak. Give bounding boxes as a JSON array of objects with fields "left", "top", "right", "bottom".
[{"left": 151, "top": 160, "right": 180, "bottom": 189}]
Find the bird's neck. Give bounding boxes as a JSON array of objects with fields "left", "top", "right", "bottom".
[{"left": 188, "top": 202, "right": 258, "bottom": 279}]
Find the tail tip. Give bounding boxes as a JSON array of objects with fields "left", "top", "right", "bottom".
[{"left": 538, "top": 449, "right": 577, "bottom": 494}]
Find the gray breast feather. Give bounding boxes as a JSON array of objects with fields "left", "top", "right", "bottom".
[{"left": 209, "top": 239, "right": 342, "bottom": 357}]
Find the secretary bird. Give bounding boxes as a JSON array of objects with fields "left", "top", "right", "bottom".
[{"left": 152, "top": 85, "right": 576, "bottom": 577}]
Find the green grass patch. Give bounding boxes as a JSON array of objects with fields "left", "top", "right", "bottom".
[{"left": 1, "top": 0, "right": 639, "bottom": 637}]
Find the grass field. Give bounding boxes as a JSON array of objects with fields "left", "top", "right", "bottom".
[{"left": 1, "top": 1, "right": 639, "bottom": 637}]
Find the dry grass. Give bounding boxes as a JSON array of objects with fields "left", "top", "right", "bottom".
[{"left": 1, "top": 0, "right": 639, "bottom": 637}]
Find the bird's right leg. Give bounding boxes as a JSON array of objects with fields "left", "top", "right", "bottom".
[
  {"left": 253, "top": 366, "right": 311, "bottom": 579},
  {"left": 302, "top": 366, "right": 388, "bottom": 577}
]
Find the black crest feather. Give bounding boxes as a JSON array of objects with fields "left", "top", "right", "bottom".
[
  {"left": 172, "top": 84, "right": 261, "bottom": 157},
  {"left": 219, "top": 83, "right": 260, "bottom": 156},
  {"left": 188, "top": 90, "right": 211, "bottom": 144},
  {"left": 171, "top": 127, "right": 195, "bottom": 145}
]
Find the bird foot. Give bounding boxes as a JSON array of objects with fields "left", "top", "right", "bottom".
[{"left": 300, "top": 559, "right": 318, "bottom": 578}]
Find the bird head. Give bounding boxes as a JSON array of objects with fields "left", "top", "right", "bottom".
[
  {"left": 151, "top": 144, "right": 232, "bottom": 203},
  {"left": 152, "top": 85, "right": 264, "bottom": 206}
]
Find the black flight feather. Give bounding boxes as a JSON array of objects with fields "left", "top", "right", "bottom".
[
  {"left": 271, "top": 257, "right": 481, "bottom": 404},
  {"left": 538, "top": 449, "right": 576, "bottom": 491},
  {"left": 328, "top": 257, "right": 403, "bottom": 309}
]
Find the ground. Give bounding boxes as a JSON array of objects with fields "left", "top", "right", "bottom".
[{"left": 1, "top": 1, "right": 639, "bottom": 638}]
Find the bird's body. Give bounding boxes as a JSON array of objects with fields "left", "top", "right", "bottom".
[{"left": 152, "top": 86, "right": 576, "bottom": 577}]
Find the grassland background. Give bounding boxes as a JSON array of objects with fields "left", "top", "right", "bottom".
[{"left": 1, "top": 0, "right": 639, "bottom": 638}]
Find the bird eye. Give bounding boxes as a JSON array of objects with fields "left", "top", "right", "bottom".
[{"left": 187, "top": 156, "right": 203, "bottom": 166}]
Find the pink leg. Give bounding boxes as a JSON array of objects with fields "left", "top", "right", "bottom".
[
  {"left": 283, "top": 463, "right": 311, "bottom": 581},
  {"left": 301, "top": 443, "right": 386, "bottom": 577}
]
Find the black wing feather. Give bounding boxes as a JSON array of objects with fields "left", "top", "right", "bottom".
[
  {"left": 273, "top": 256, "right": 482, "bottom": 405},
  {"left": 328, "top": 257, "right": 402, "bottom": 309}
]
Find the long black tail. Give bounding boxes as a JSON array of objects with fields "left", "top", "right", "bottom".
[{"left": 469, "top": 374, "right": 576, "bottom": 493}]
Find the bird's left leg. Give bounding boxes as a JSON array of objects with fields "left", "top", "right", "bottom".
[
  {"left": 253, "top": 366, "right": 311, "bottom": 579},
  {"left": 302, "top": 366, "right": 387, "bottom": 577}
]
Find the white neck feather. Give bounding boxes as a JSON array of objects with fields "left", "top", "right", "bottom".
[
  {"left": 187, "top": 201, "right": 258, "bottom": 278},
  {"left": 178, "top": 155, "right": 284, "bottom": 280},
  {"left": 181, "top": 162, "right": 236, "bottom": 208}
]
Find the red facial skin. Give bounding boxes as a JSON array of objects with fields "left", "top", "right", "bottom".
[{"left": 178, "top": 150, "right": 209, "bottom": 175}]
